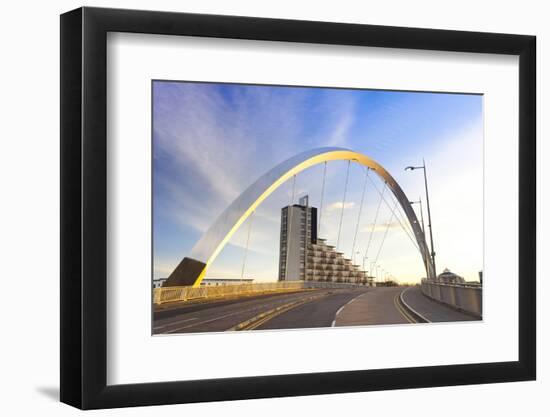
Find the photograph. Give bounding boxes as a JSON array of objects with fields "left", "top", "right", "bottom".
[
  {"left": 0, "top": 0, "right": 541, "bottom": 413},
  {"left": 152, "top": 80, "right": 483, "bottom": 334}
]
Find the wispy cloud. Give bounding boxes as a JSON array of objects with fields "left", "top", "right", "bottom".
[
  {"left": 154, "top": 82, "right": 360, "bottom": 241},
  {"left": 326, "top": 112, "right": 354, "bottom": 147},
  {"left": 361, "top": 221, "right": 401, "bottom": 233},
  {"left": 153, "top": 82, "right": 483, "bottom": 283},
  {"left": 327, "top": 201, "right": 355, "bottom": 211}
]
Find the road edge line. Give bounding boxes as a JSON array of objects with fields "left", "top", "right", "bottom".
[
  {"left": 394, "top": 292, "right": 415, "bottom": 323},
  {"left": 399, "top": 287, "right": 430, "bottom": 323}
]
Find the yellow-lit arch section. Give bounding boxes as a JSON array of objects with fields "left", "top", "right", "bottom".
[{"left": 164, "top": 147, "right": 433, "bottom": 288}]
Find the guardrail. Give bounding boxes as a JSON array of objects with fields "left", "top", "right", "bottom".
[
  {"left": 154, "top": 281, "right": 367, "bottom": 305},
  {"left": 421, "top": 280, "right": 482, "bottom": 318}
]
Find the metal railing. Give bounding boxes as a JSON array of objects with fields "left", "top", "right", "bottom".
[
  {"left": 420, "top": 280, "right": 482, "bottom": 317},
  {"left": 154, "top": 280, "right": 367, "bottom": 305}
]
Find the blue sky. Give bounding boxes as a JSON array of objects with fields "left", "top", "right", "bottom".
[{"left": 153, "top": 81, "right": 483, "bottom": 283}]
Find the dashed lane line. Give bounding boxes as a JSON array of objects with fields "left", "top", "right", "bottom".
[
  {"left": 153, "top": 317, "right": 198, "bottom": 332},
  {"left": 331, "top": 292, "right": 369, "bottom": 327}
]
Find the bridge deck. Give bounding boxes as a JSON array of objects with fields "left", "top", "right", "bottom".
[{"left": 152, "top": 286, "right": 480, "bottom": 334}]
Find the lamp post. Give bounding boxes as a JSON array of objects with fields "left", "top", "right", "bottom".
[
  {"left": 410, "top": 197, "right": 426, "bottom": 235},
  {"left": 410, "top": 197, "right": 429, "bottom": 278},
  {"left": 405, "top": 160, "right": 437, "bottom": 279}
]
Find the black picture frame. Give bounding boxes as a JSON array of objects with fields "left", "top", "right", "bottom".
[{"left": 60, "top": 6, "right": 536, "bottom": 410}]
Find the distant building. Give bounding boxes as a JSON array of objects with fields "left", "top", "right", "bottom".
[
  {"left": 437, "top": 268, "right": 466, "bottom": 284},
  {"left": 278, "top": 195, "right": 368, "bottom": 284},
  {"left": 154, "top": 277, "right": 254, "bottom": 287},
  {"left": 153, "top": 278, "right": 167, "bottom": 288},
  {"left": 200, "top": 278, "right": 254, "bottom": 286},
  {"left": 307, "top": 238, "right": 367, "bottom": 283},
  {"left": 278, "top": 195, "right": 317, "bottom": 281}
]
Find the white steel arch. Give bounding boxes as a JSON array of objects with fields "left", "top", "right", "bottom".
[{"left": 165, "top": 147, "right": 434, "bottom": 287}]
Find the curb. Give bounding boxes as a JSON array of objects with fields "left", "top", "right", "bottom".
[{"left": 399, "top": 287, "right": 430, "bottom": 323}]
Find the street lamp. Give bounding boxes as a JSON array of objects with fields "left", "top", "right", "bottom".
[
  {"left": 410, "top": 197, "right": 426, "bottom": 235},
  {"left": 405, "top": 160, "right": 437, "bottom": 279},
  {"left": 369, "top": 261, "right": 375, "bottom": 285}
]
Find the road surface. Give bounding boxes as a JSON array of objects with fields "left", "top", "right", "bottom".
[
  {"left": 153, "top": 286, "right": 478, "bottom": 334},
  {"left": 254, "top": 289, "right": 371, "bottom": 330},
  {"left": 333, "top": 287, "right": 412, "bottom": 326},
  {"left": 153, "top": 288, "right": 369, "bottom": 334},
  {"left": 154, "top": 287, "right": 412, "bottom": 334}
]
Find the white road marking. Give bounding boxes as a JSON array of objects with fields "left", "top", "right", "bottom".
[
  {"left": 331, "top": 292, "right": 368, "bottom": 327},
  {"left": 153, "top": 317, "right": 198, "bottom": 331},
  {"left": 162, "top": 293, "right": 316, "bottom": 333},
  {"left": 164, "top": 309, "right": 258, "bottom": 333}
]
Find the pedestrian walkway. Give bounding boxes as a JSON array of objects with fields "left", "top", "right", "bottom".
[
  {"left": 401, "top": 286, "right": 480, "bottom": 322},
  {"left": 334, "top": 287, "right": 410, "bottom": 326}
]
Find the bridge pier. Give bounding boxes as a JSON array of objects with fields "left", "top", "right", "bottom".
[{"left": 164, "top": 257, "right": 206, "bottom": 287}]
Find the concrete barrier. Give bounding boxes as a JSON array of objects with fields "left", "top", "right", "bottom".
[{"left": 421, "top": 280, "right": 482, "bottom": 318}]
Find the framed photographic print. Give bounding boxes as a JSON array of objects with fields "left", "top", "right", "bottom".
[{"left": 60, "top": 6, "right": 536, "bottom": 409}]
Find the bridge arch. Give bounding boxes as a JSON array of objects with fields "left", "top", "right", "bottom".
[{"left": 165, "top": 147, "right": 434, "bottom": 287}]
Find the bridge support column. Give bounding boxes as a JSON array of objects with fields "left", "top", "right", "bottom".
[{"left": 164, "top": 257, "right": 206, "bottom": 287}]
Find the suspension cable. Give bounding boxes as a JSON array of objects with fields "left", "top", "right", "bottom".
[
  {"left": 391, "top": 195, "right": 415, "bottom": 239},
  {"left": 388, "top": 194, "right": 420, "bottom": 253},
  {"left": 365, "top": 174, "right": 420, "bottom": 253},
  {"left": 336, "top": 161, "right": 351, "bottom": 251},
  {"left": 394, "top": 193, "right": 416, "bottom": 239},
  {"left": 373, "top": 200, "right": 399, "bottom": 265},
  {"left": 318, "top": 162, "right": 327, "bottom": 237},
  {"left": 363, "top": 181, "right": 386, "bottom": 263},
  {"left": 350, "top": 166, "right": 369, "bottom": 265},
  {"left": 240, "top": 211, "right": 255, "bottom": 280}
]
